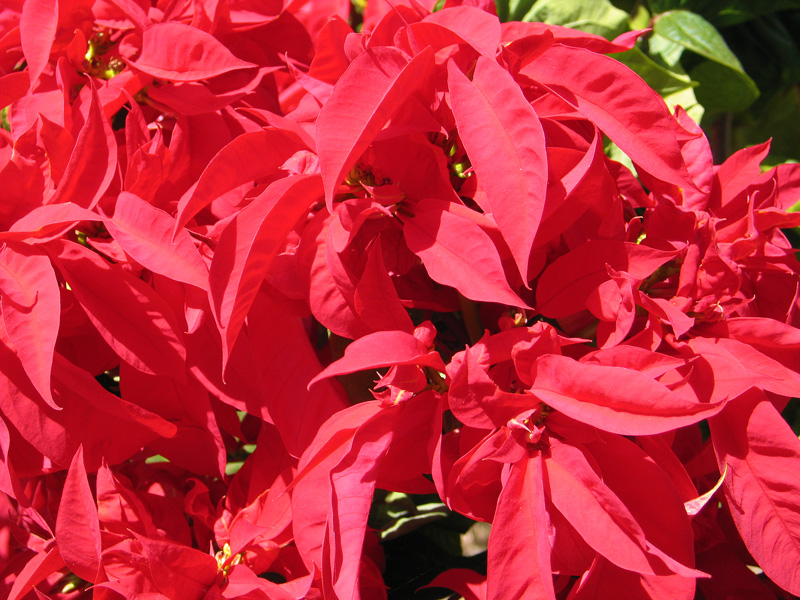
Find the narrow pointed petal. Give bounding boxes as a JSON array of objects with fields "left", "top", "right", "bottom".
[
  {"left": 317, "top": 46, "right": 435, "bottom": 208},
  {"left": 56, "top": 446, "right": 105, "bottom": 583},
  {"left": 448, "top": 57, "right": 547, "bottom": 280},
  {"left": 129, "top": 22, "right": 256, "bottom": 82}
]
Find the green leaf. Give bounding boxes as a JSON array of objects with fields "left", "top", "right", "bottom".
[
  {"left": 647, "top": 32, "right": 686, "bottom": 68},
  {"left": 512, "top": 0, "right": 630, "bottom": 39},
  {"left": 653, "top": 10, "right": 759, "bottom": 115},
  {"left": 662, "top": 84, "right": 704, "bottom": 123},
  {"left": 690, "top": 58, "right": 759, "bottom": 115},
  {"left": 654, "top": 10, "right": 743, "bottom": 70},
  {"left": 613, "top": 47, "right": 696, "bottom": 96}
]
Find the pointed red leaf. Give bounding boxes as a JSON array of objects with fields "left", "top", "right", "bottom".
[
  {"left": 175, "top": 129, "right": 307, "bottom": 231},
  {"left": 309, "top": 325, "right": 445, "bottom": 388},
  {"left": 291, "top": 402, "right": 382, "bottom": 572},
  {"left": 104, "top": 0, "right": 153, "bottom": 31},
  {"left": 134, "top": 534, "right": 218, "bottom": 600},
  {"left": 4, "top": 202, "right": 100, "bottom": 243},
  {"left": 402, "top": 208, "right": 529, "bottom": 308},
  {"left": 535, "top": 241, "right": 679, "bottom": 318},
  {"left": 7, "top": 544, "right": 65, "bottom": 600},
  {"left": 715, "top": 140, "right": 771, "bottom": 209},
  {"left": 423, "top": 569, "right": 487, "bottom": 600},
  {"left": 326, "top": 406, "right": 400, "bottom": 600},
  {"left": 105, "top": 191, "right": 209, "bottom": 291},
  {"left": 0, "top": 243, "right": 59, "bottom": 409},
  {"left": 447, "top": 57, "right": 547, "bottom": 280},
  {"left": 49, "top": 239, "right": 186, "bottom": 378},
  {"left": 210, "top": 175, "right": 322, "bottom": 366},
  {"left": 488, "top": 455, "right": 555, "bottom": 600},
  {"left": 352, "top": 239, "right": 414, "bottom": 333},
  {"left": 0, "top": 72, "right": 30, "bottom": 109},
  {"left": 247, "top": 292, "right": 348, "bottom": 457},
  {"left": 523, "top": 44, "right": 696, "bottom": 190},
  {"left": 129, "top": 22, "right": 256, "bottom": 82},
  {"left": 417, "top": 6, "right": 501, "bottom": 57},
  {"left": 56, "top": 446, "right": 105, "bottom": 583},
  {"left": 317, "top": 46, "right": 435, "bottom": 207},
  {"left": 448, "top": 345, "right": 534, "bottom": 429},
  {"left": 569, "top": 557, "right": 695, "bottom": 600},
  {"left": 48, "top": 83, "right": 117, "bottom": 210},
  {"left": 532, "top": 355, "right": 723, "bottom": 435},
  {"left": 545, "top": 440, "right": 668, "bottom": 576},
  {"left": 710, "top": 389, "right": 800, "bottom": 595},
  {"left": 53, "top": 353, "right": 178, "bottom": 441},
  {"left": 20, "top": 0, "right": 58, "bottom": 85}
]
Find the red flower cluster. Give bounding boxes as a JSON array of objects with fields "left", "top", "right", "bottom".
[{"left": 2, "top": 1, "right": 800, "bottom": 599}]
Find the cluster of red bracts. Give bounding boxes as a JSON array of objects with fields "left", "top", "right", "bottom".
[{"left": 1, "top": 0, "right": 800, "bottom": 598}]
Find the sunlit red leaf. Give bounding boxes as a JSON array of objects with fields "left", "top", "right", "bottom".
[
  {"left": 128, "top": 22, "right": 256, "bottom": 82},
  {"left": 531, "top": 355, "right": 723, "bottom": 435},
  {"left": 209, "top": 175, "right": 322, "bottom": 365},
  {"left": 0, "top": 242, "right": 59, "bottom": 409},
  {"left": 49, "top": 239, "right": 186, "bottom": 378},
  {"left": 710, "top": 389, "right": 800, "bottom": 595},
  {"left": 535, "top": 241, "right": 679, "bottom": 318},
  {"left": 106, "top": 191, "right": 209, "bottom": 291},
  {"left": 55, "top": 446, "right": 106, "bottom": 583},
  {"left": 48, "top": 83, "right": 117, "bottom": 210},
  {"left": 19, "top": 0, "right": 57, "bottom": 86},
  {"left": 402, "top": 208, "right": 529, "bottom": 308},
  {"left": 447, "top": 57, "right": 547, "bottom": 280},
  {"left": 7, "top": 544, "right": 65, "bottom": 600},
  {"left": 317, "top": 46, "right": 435, "bottom": 207},
  {"left": 175, "top": 129, "right": 307, "bottom": 231},
  {"left": 488, "top": 455, "right": 555, "bottom": 600},
  {"left": 523, "top": 44, "right": 696, "bottom": 190}
]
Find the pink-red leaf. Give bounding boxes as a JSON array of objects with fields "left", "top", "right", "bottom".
[
  {"left": 55, "top": 446, "right": 105, "bottom": 583},
  {"left": 0, "top": 243, "right": 59, "bottom": 409},
  {"left": 535, "top": 241, "right": 679, "bottom": 318},
  {"left": 447, "top": 57, "right": 547, "bottom": 280},
  {"left": 48, "top": 84, "right": 117, "bottom": 210},
  {"left": 134, "top": 534, "right": 218, "bottom": 600},
  {"left": 423, "top": 569, "right": 487, "bottom": 600},
  {"left": 317, "top": 46, "right": 435, "bottom": 207},
  {"left": 523, "top": 44, "right": 696, "bottom": 190},
  {"left": 7, "top": 544, "right": 65, "bottom": 600},
  {"left": 325, "top": 406, "right": 399, "bottom": 600},
  {"left": 106, "top": 192, "right": 209, "bottom": 291},
  {"left": 309, "top": 326, "right": 445, "bottom": 388},
  {"left": 129, "top": 22, "right": 256, "bottom": 82},
  {"left": 0, "top": 72, "right": 30, "bottom": 109},
  {"left": 417, "top": 7, "right": 501, "bottom": 57},
  {"left": 710, "top": 389, "right": 800, "bottom": 595},
  {"left": 175, "top": 129, "right": 307, "bottom": 231},
  {"left": 544, "top": 440, "right": 659, "bottom": 576},
  {"left": 49, "top": 239, "right": 186, "bottom": 377},
  {"left": 210, "top": 175, "right": 321, "bottom": 366},
  {"left": 531, "top": 355, "right": 723, "bottom": 435},
  {"left": 402, "top": 208, "right": 529, "bottom": 308},
  {"left": 20, "top": 0, "right": 58, "bottom": 85},
  {"left": 4, "top": 202, "right": 100, "bottom": 244},
  {"left": 488, "top": 455, "right": 555, "bottom": 600},
  {"left": 352, "top": 239, "right": 414, "bottom": 333}
]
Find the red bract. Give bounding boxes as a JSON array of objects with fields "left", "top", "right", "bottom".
[{"left": 1, "top": 1, "right": 800, "bottom": 599}]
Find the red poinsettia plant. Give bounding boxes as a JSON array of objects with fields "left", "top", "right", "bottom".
[{"left": 1, "top": 0, "right": 800, "bottom": 599}]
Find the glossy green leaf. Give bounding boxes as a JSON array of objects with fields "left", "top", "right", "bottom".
[
  {"left": 613, "top": 47, "right": 696, "bottom": 96},
  {"left": 653, "top": 10, "right": 746, "bottom": 72},
  {"left": 510, "top": 0, "right": 629, "bottom": 39},
  {"left": 690, "top": 58, "right": 759, "bottom": 114}
]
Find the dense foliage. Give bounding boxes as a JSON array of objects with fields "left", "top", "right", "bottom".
[{"left": 1, "top": 0, "right": 800, "bottom": 599}]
